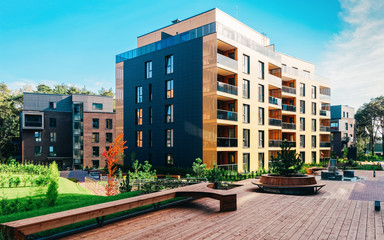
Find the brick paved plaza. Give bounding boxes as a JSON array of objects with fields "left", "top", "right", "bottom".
[{"left": 64, "top": 170, "right": 384, "bottom": 240}]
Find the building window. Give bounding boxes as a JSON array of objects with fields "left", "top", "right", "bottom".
[
  {"left": 347, "top": 112, "right": 349, "bottom": 118},
  {"left": 166, "top": 80, "right": 174, "bottom": 98},
  {"left": 149, "top": 130, "right": 152, "bottom": 147},
  {"left": 35, "top": 132, "right": 42, "bottom": 142},
  {"left": 34, "top": 146, "right": 42, "bottom": 156},
  {"left": 49, "top": 132, "right": 56, "bottom": 143},
  {"left": 258, "top": 84, "right": 264, "bottom": 102},
  {"left": 149, "top": 107, "right": 152, "bottom": 125},
  {"left": 343, "top": 111, "right": 345, "bottom": 118},
  {"left": 136, "top": 131, "right": 143, "bottom": 147},
  {"left": 145, "top": 61, "right": 152, "bottom": 79},
  {"left": 300, "top": 118, "right": 305, "bottom": 131},
  {"left": 165, "top": 55, "right": 174, "bottom": 74},
  {"left": 165, "top": 154, "right": 174, "bottom": 166},
  {"left": 300, "top": 152, "right": 305, "bottom": 162},
  {"left": 258, "top": 153, "right": 265, "bottom": 169},
  {"left": 300, "top": 83, "right": 305, "bottom": 96},
  {"left": 312, "top": 102, "right": 316, "bottom": 115},
  {"left": 300, "top": 135, "right": 305, "bottom": 148},
  {"left": 166, "top": 129, "right": 173, "bottom": 147},
  {"left": 311, "top": 86, "right": 317, "bottom": 99},
  {"left": 259, "top": 107, "right": 264, "bottom": 125},
  {"left": 243, "top": 104, "right": 250, "bottom": 123},
  {"left": 312, "top": 119, "right": 317, "bottom": 131},
  {"left": 106, "top": 119, "right": 113, "bottom": 129},
  {"left": 49, "top": 146, "right": 57, "bottom": 157},
  {"left": 136, "top": 86, "right": 143, "bottom": 103},
  {"left": 92, "top": 103, "right": 103, "bottom": 110},
  {"left": 243, "top": 129, "right": 250, "bottom": 148},
  {"left": 91, "top": 133, "right": 99, "bottom": 143},
  {"left": 312, "top": 136, "right": 316, "bottom": 148},
  {"left": 92, "top": 160, "right": 99, "bottom": 168},
  {"left": 136, "top": 108, "right": 143, "bottom": 125},
  {"left": 300, "top": 100, "right": 305, "bottom": 113},
  {"left": 165, "top": 104, "right": 174, "bottom": 123},
  {"left": 92, "top": 146, "right": 99, "bottom": 157},
  {"left": 258, "top": 61, "right": 264, "bottom": 79},
  {"left": 49, "top": 118, "right": 56, "bottom": 128},
  {"left": 243, "top": 79, "right": 250, "bottom": 99},
  {"left": 312, "top": 152, "right": 316, "bottom": 164},
  {"left": 243, "top": 153, "right": 250, "bottom": 172},
  {"left": 49, "top": 102, "right": 56, "bottom": 110},
  {"left": 93, "top": 118, "right": 99, "bottom": 129},
  {"left": 106, "top": 133, "right": 113, "bottom": 143},
  {"left": 149, "top": 84, "right": 152, "bottom": 102},
  {"left": 345, "top": 123, "right": 348, "bottom": 130},
  {"left": 259, "top": 131, "right": 264, "bottom": 148},
  {"left": 243, "top": 54, "right": 250, "bottom": 74}
]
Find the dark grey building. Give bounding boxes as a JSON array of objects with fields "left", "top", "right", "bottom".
[{"left": 330, "top": 105, "right": 356, "bottom": 157}]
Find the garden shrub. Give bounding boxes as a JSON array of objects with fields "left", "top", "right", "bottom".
[{"left": 46, "top": 162, "right": 59, "bottom": 207}]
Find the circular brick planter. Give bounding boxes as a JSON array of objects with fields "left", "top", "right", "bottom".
[{"left": 259, "top": 174, "right": 318, "bottom": 186}]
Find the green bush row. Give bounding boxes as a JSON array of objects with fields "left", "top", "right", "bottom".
[{"left": 0, "top": 174, "right": 50, "bottom": 188}]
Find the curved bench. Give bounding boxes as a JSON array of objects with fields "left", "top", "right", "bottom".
[{"left": 253, "top": 182, "right": 325, "bottom": 195}]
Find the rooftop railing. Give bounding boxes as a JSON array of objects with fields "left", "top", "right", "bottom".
[{"left": 282, "top": 66, "right": 331, "bottom": 85}]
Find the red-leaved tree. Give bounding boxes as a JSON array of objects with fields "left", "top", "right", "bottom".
[{"left": 102, "top": 134, "right": 127, "bottom": 196}]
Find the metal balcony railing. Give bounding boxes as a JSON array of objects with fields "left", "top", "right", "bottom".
[
  {"left": 320, "top": 142, "right": 331, "bottom": 147},
  {"left": 320, "top": 126, "right": 331, "bottom": 132},
  {"left": 217, "top": 137, "right": 238, "bottom": 147},
  {"left": 282, "top": 122, "right": 296, "bottom": 130},
  {"left": 217, "top": 109, "right": 238, "bottom": 121},
  {"left": 320, "top": 110, "right": 330, "bottom": 117},
  {"left": 282, "top": 86, "right": 296, "bottom": 95},
  {"left": 217, "top": 81, "right": 238, "bottom": 95},
  {"left": 282, "top": 104, "right": 296, "bottom": 112},
  {"left": 217, "top": 53, "right": 238, "bottom": 70},
  {"left": 269, "top": 140, "right": 282, "bottom": 147},
  {"left": 269, "top": 118, "right": 282, "bottom": 126},
  {"left": 269, "top": 96, "right": 282, "bottom": 106}
]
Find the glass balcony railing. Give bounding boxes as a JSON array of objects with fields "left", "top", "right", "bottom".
[
  {"left": 269, "top": 96, "right": 282, "bottom": 106},
  {"left": 217, "top": 137, "right": 238, "bottom": 147},
  {"left": 217, "top": 109, "right": 237, "bottom": 121},
  {"left": 320, "top": 142, "right": 331, "bottom": 147},
  {"left": 320, "top": 126, "right": 331, "bottom": 132},
  {"left": 282, "top": 86, "right": 296, "bottom": 95},
  {"left": 269, "top": 74, "right": 282, "bottom": 87},
  {"left": 217, "top": 81, "right": 238, "bottom": 95},
  {"left": 320, "top": 94, "right": 331, "bottom": 102},
  {"left": 217, "top": 53, "right": 238, "bottom": 70},
  {"left": 269, "top": 140, "right": 282, "bottom": 147},
  {"left": 116, "top": 22, "right": 216, "bottom": 63},
  {"left": 269, "top": 118, "right": 282, "bottom": 126},
  {"left": 320, "top": 110, "right": 330, "bottom": 117},
  {"left": 282, "top": 122, "right": 296, "bottom": 130},
  {"left": 282, "top": 104, "right": 296, "bottom": 112},
  {"left": 282, "top": 66, "right": 331, "bottom": 85},
  {"left": 217, "top": 164, "right": 238, "bottom": 172}
]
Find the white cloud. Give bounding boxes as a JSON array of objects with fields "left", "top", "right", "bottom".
[{"left": 318, "top": 0, "right": 384, "bottom": 110}]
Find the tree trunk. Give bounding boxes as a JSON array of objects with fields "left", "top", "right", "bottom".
[{"left": 371, "top": 134, "right": 375, "bottom": 155}]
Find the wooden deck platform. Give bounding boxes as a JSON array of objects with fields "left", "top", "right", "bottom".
[{"left": 63, "top": 170, "right": 384, "bottom": 240}]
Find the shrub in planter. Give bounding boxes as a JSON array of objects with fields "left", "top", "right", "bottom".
[{"left": 270, "top": 140, "right": 303, "bottom": 176}]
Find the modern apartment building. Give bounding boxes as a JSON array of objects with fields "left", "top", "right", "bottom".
[
  {"left": 330, "top": 105, "right": 356, "bottom": 157},
  {"left": 21, "top": 93, "right": 115, "bottom": 169},
  {"left": 115, "top": 8, "right": 331, "bottom": 171}
]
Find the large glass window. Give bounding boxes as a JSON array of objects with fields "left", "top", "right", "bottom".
[
  {"left": 300, "top": 100, "right": 305, "bottom": 113},
  {"left": 243, "top": 104, "right": 250, "bottom": 123},
  {"left": 258, "top": 153, "right": 265, "bottom": 169},
  {"left": 34, "top": 146, "right": 42, "bottom": 156},
  {"left": 259, "top": 107, "right": 264, "bottom": 125},
  {"left": 312, "top": 136, "right": 316, "bottom": 148},
  {"left": 49, "top": 132, "right": 56, "bottom": 143},
  {"left": 149, "top": 84, "right": 152, "bottom": 102},
  {"left": 300, "top": 135, "right": 305, "bottom": 148},
  {"left": 92, "top": 160, "right": 99, "bottom": 168},
  {"left": 300, "top": 117, "right": 305, "bottom": 131},
  {"left": 258, "top": 84, "right": 264, "bottom": 102},
  {"left": 49, "top": 118, "right": 56, "bottom": 128},
  {"left": 145, "top": 61, "right": 152, "bottom": 79},
  {"left": 243, "top": 129, "right": 250, "bottom": 148},
  {"left": 93, "top": 118, "right": 99, "bottom": 129},
  {"left": 49, "top": 102, "right": 56, "bottom": 110},
  {"left": 92, "top": 146, "right": 99, "bottom": 156},
  {"left": 165, "top": 104, "right": 174, "bottom": 123},
  {"left": 49, "top": 146, "right": 57, "bottom": 157},
  {"left": 166, "top": 154, "right": 174, "bottom": 166},
  {"left": 136, "top": 86, "right": 143, "bottom": 103},
  {"left": 92, "top": 133, "right": 99, "bottom": 143},
  {"left": 92, "top": 103, "right": 103, "bottom": 110},
  {"left": 243, "top": 79, "right": 250, "bottom": 99},
  {"left": 166, "top": 129, "right": 173, "bottom": 147},
  {"left": 300, "top": 83, "right": 305, "bottom": 96},
  {"left": 312, "top": 119, "right": 317, "bottom": 131},
  {"left": 345, "top": 123, "right": 348, "bottom": 130},
  {"left": 136, "top": 109, "right": 143, "bottom": 125},
  {"left": 165, "top": 55, "right": 174, "bottom": 74},
  {"left": 243, "top": 153, "right": 250, "bottom": 172},
  {"left": 166, "top": 80, "right": 174, "bottom": 98},
  {"left": 35, "top": 132, "right": 42, "bottom": 142},
  {"left": 106, "top": 133, "right": 113, "bottom": 143},
  {"left": 258, "top": 61, "right": 265, "bottom": 79},
  {"left": 300, "top": 152, "right": 305, "bottom": 162},
  {"left": 106, "top": 119, "right": 113, "bottom": 129},
  {"left": 311, "top": 86, "right": 317, "bottom": 99},
  {"left": 312, "top": 152, "right": 316, "bottom": 164},
  {"left": 243, "top": 54, "right": 250, "bottom": 74},
  {"left": 136, "top": 131, "right": 143, "bottom": 147},
  {"left": 312, "top": 102, "right": 317, "bottom": 115},
  {"left": 259, "top": 131, "right": 264, "bottom": 148}
]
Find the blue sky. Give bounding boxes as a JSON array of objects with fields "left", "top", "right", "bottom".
[{"left": 1, "top": 0, "right": 382, "bottom": 108}]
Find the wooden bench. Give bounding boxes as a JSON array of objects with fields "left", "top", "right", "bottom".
[
  {"left": 0, "top": 183, "right": 236, "bottom": 240},
  {"left": 253, "top": 182, "right": 325, "bottom": 194}
]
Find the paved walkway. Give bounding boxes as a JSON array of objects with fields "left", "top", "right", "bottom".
[{"left": 62, "top": 170, "right": 384, "bottom": 240}]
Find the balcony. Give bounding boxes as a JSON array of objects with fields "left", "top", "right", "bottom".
[
  {"left": 269, "top": 74, "right": 282, "bottom": 87},
  {"left": 320, "top": 94, "right": 331, "bottom": 102},
  {"left": 282, "top": 86, "right": 296, "bottom": 95},
  {"left": 320, "top": 126, "right": 331, "bottom": 132},
  {"left": 282, "top": 104, "right": 296, "bottom": 112},
  {"left": 217, "top": 109, "right": 238, "bottom": 121},
  {"left": 217, "top": 81, "right": 238, "bottom": 95},
  {"left": 269, "top": 118, "right": 282, "bottom": 126},
  {"left": 282, "top": 122, "right": 296, "bottom": 130},
  {"left": 217, "top": 137, "right": 238, "bottom": 147},
  {"left": 269, "top": 96, "right": 282, "bottom": 107},
  {"left": 23, "top": 112, "right": 44, "bottom": 130},
  {"left": 269, "top": 140, "right": 282, "bottom": 147},
  {"left": 217, "top": 164, "right": 238, "bottom": 172},
  {"left": 320, "top": 110, "right": 330, "bottom": 117},
  {"left": 217, "top": 53, "right": 238, "bottom": 71},
  {"left": 320, "top": 142, "right": 331, "bottom": 148}
]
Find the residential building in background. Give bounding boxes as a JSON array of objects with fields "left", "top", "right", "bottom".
[
  {"left": 21, "top": 93, "right": 115, "bottom": 169},
  {"left": 330, "top": 105, "right": 356, "bottom": 157},
  {"left": 115, "top": 8, "right": 331, "bottom": 171}
]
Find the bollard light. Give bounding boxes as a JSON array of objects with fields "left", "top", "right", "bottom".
[
  {"left": 375, "top": 201, "right": 380, "bottom": 211},
  {"left": 373, "top": 169, "right": 376, "bottom": 178}
]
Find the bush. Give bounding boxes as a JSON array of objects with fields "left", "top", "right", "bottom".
[
  {"left": 270, "top": 141, "right": 303, "bottom": 176},
  {"left": 46, "top": 162, "right": 59, "bottom": 207}
]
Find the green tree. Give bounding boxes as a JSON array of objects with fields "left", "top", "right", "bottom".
[
  {"left": 99, "top": 87, "right": 114, "bottom": 97},
  {"left": 192, "top": 158, "right": 206, "bottom": 177},
  {"left": 270, "top": 141, "right": 303, "bottom": 176},
  {"left": 36, "top": 84, "right": 53, "bottom": 94}
]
